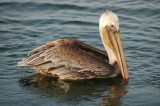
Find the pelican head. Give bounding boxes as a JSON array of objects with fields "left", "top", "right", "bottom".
[{"left": 99, "top": 11, "right": 128, "bottom": 80}]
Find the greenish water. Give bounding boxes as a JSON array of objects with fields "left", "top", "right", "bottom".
[{"left": 0, "top": 0, "right": 160, "bottom": 106}]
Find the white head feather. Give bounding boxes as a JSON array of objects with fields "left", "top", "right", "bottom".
[{"left": 99, "top": 11, "right": 119, "bottom": 32}]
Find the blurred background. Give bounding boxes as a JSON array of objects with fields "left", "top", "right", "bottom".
[{"left": 0, "top": 0, "right": 160, "bottom": 106}]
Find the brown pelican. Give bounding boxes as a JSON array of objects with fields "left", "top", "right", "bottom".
[{"left": 18, "top": 11, "right": 129, "bottom": 82}]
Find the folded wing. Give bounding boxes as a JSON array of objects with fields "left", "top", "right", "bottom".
[{"left": 18, "top": 39, "right": 118, "bottom": 80}]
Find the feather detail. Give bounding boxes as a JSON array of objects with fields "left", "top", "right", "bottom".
[{"left": 18, "top": 39, "right": 120, "bottom": 80}]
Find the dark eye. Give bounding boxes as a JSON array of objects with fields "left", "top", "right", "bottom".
[{"left": 111, "top": 24, "right": 114, "bottom": 27}]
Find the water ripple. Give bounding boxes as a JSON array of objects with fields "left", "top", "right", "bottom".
[{"left": 0, "top": 2, "right": 87, "bottom": 11}]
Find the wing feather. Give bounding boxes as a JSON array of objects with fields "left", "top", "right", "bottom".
[{"left": 18, "top": 39, "right": 119, "bottom": 80}]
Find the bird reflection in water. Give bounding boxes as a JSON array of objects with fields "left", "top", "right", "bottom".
[{"left": 19, "top": 74, "right": 127, "bottom": 106}]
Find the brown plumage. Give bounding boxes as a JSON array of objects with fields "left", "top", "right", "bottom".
[{"left": 18, "top": 39, "right": 120, "bottom": 80}]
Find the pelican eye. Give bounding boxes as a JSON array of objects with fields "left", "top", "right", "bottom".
[
  {"left": 110, "top": 24, "right": 117, "bottom": 32},
  {"left": 111, "top": 24, "right": 114, "bottom": 28}
]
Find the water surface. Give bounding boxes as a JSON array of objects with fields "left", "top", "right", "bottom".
[{"left": 0, "top": 0, "right": 160, "bottom": 106}]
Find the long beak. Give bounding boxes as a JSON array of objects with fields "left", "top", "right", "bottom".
[{"left": 101, "top": 26, "right": 129, "bottom": 81}]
